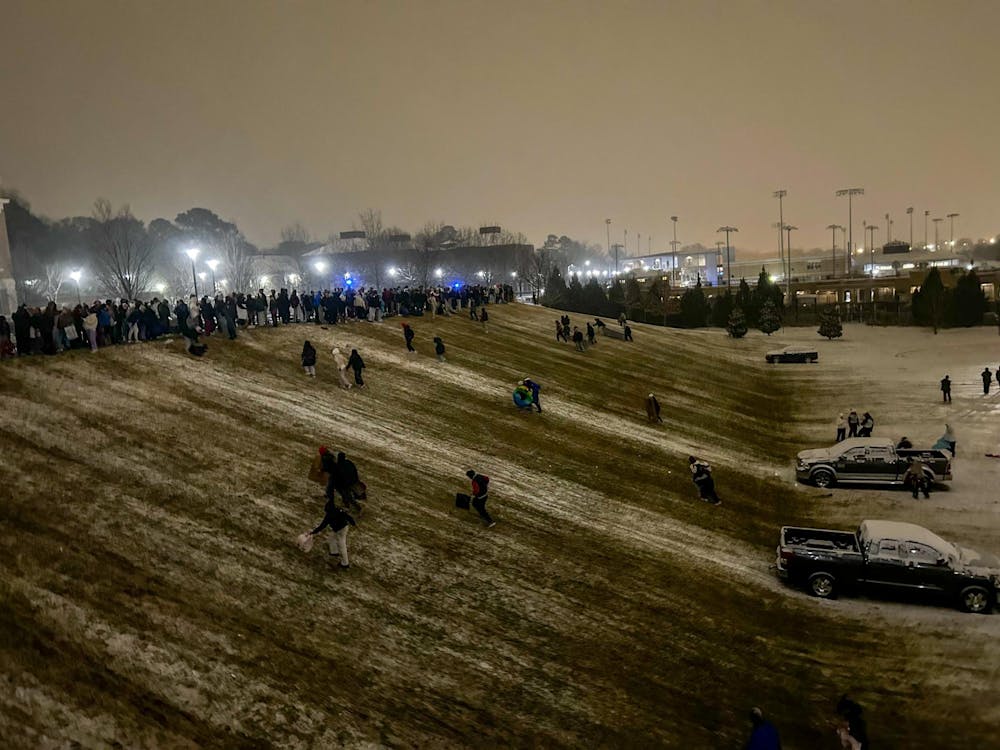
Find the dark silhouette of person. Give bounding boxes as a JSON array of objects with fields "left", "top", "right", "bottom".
[
  {"left": 646, "top": 393, "right": 663, "bottom": 423},
  {"left": 982, "top": 367, "right": 992, "bottom": 395},
  {"left": 624, "top": 324, "right": 633, "bottom": 342},
  {"left": 940, "top": 375, "right": 951, "bottom": 403}
]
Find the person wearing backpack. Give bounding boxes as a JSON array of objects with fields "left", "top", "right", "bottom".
[
  {"left": 688, "top": 456, "right": 721, "bottom": 505},
  {"left": 465, "top": 469, "right": 496, "bottom": 527}
]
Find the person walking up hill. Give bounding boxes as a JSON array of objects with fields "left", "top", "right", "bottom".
[
  {"left": 402, "top": 322, "right": 416, "bottom": 353},
  {"left": 465, "top": 469, "right": 495, "bottom": 527},
  {"left": 940, "top": 375, "right": 951, "bottom": 403},
  {"left": 347, "top": 348, "right": 365, "bottom": 387},
  {"left": 301, "top": 340, "right": 317, "bottom": 377}
]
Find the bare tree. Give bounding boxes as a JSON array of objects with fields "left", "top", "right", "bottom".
[
  {"left": 220, "top": 230, "right": 257, "bottom": 294},
  {"left": 91, "top": 198, "right": 154, "bottom": 299},
  {"left": 41, "top": 262, "right": 67, "bottom": 302},
  {"left": 358, "top": 209, "right": 388, "bottom": 289},
  {"left": 280, "top": 222, "right": 311, "bottom": 244}
]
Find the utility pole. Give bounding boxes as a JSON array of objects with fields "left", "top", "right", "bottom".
[
  {"left": 836, "top": 188, "right": 864, "bottom": 275},
  {"left": 906, "top": 207, "right": 914, "bottom": 249},
  {"left": 865, "top": 224, "right": 878, "bottom": 277},
  {"left": 605, "top": 218, "right": 612, "bottom": 272},
  {"left": 784, "top": 225, "right": 797, "bottom": 294},
  {"left": 933, "top": 217, "right": 943, "bottom": 252},
  {"left": 717, "top": 226, "right": 738, "bottom": 290},
  {"left": 924, "top": 210, "right": 930, "bottom": 249},
  {"left": 715, "top": 240, "right": 724, "bottom": 285},
  {"left": 827, "top": 224, "right": 844, "bottom": 279},
  {"left": 947, "top": 213, "right": 960, "bottom": 252},
  {"left": 773, "top": 190, "right": 787, "bottom": 289},
  {"left": 885, "top": 213, "right": 891, "bottom": 243},
  {"left": 670, "top": 216, "right": 679, "bottom": 287}
]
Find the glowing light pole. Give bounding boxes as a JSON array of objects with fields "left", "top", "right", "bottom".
[
  {"left": 605, "top": 219, "right": 614, "bottom": 273},
  {"left": 865, "top": 223, "right": 878, "bottom": 277},
  {"left": 932, "top": 217, "right": 943, "bottom": 252},
  {"left": 206, "top": 259, "right": 220, "bottom": 296},
  {"left": 826, "top": 225, "right": 844, "bottom": 279},
  {"left": 784, "top": 225, "right": 797, "bottom": 294},
  {"left": 906, "top": 207, "right": 914, "bottom": 248},
  {"left": 70, "top": 270, "right": 82, "bottom": 305},
  {"left": 924, "top": 210, "right": 930, "bottom": 249},
  {"left": 773, "top": 189, "right": 787, "bottom": 287},
  {"left": 670, "top": 216, "right": 679, "bottom": 287},
  {"left": 947, "top": 213, "right": 960, "bottom": 252},
  {"left": 836, "top": 188, "right": 864, "bottom": 275},
  {"left": 185, "top": 247, "right": 200, "bottom": 297},
  {"left": 716, "top": 226, "right": 738, "bottom": 290}
]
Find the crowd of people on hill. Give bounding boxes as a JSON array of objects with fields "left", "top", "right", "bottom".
[{"left": 0, "top": 283, "right": 516, "bottom": 358}]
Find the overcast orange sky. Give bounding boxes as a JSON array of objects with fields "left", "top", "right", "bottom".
[{"left": 2, "top": 0, "right": 998, "bottom": 256}]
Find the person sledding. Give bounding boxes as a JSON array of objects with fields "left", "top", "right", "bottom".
[
  {"left": 513, "top": 383, "right": 534, "bottom": 410},
  {"left": 521, "top": 378, "right": 542, "bottom": 413},
  {"left": 689, "top": 456, "right": 721, "bottom": 505}
]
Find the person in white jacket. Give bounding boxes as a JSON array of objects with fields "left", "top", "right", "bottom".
[{"left": 331, "top": 346, "right": 352, "bottom": 389}]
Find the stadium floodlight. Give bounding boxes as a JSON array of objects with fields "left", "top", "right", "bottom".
[
  {"left": 184, "top": 248, "right": 200, "bottom": 296},
  {"left": 314, "top": 260, "right": 328, "bottom": 273}
]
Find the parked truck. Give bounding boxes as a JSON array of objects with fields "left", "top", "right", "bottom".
[
  {"left": 795, "top": 437, "right": 952, "bottom": 488},
  {"left": 775, "top": 519, "right": 1000, "bottom": 613}
]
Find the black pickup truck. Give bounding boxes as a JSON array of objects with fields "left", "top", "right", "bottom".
[
  {"left": 775, "top": 519, "right": 1000, "bottom": 613},
  {"left": 795, "top": 437, "right": 952, "bottom": 488}
]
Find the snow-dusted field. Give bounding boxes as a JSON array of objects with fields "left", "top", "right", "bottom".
[{"left": 1, "top": 308, "right": 997, "bottom": 748}]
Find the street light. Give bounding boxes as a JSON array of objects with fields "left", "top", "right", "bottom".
[
  {"left": 185, "top": 247, "right": 200, "bottom": 297},
  {"left": 206, "top": 259, "right": 220, "bottom": 295},
  {"left": 434, "top": 268, "right": 443, "bottom": 278},
  {"left": 865, "top": 223, "right": 878, "bottom": 278},
  {"left": 836, "top": 188, "right": 864, "bottom": 275},
  {"left": 716, "top": 226, "right": 738, "bottom": 289},
  {"left": 605, "top": 219, "right": 614, "bottom": 273},
  {"left": 924, "top": 210, "right": 930, "bottom": 249},
  {"left": 826, "top": 225, "right": 845, "bottom": 279},
  {"left": 314, "top": 260, "right": 328, "bottom": 273},
  {"left": 773, "top": 190, "right": 787, "bottom": 291},
  {"left": 69, "top": 269, "right": 82, "bottom": 305},
  {"left": 947, "top": 213, "right": 960, "bottom": 251},
  {"left": 906, "top": 207, "right": 914, "bottom": 248},
  {"left": 932, "top": 217, "right": 943, "bottom": 251},
  {"left": 670, "top": 216, "right": 679, "bottom": 287},
  {"left": 784, "top": 225, "right": 797, "bottom": 288}
]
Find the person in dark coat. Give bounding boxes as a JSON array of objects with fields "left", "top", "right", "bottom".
[
  {"left": 465, "top": 469, "right": 495, "bottom": 527},
  {"left": 347, "top": 348, "right": 365, "bottom": 387},
  {"left": 847, "top": 409, "right": 860, "bottom": 437},
  {"left": 646, "top": 393, "right": 663, "bottom": 423},
  {"left": 743, "top": 707, "right": 781, "bottom": 750},
  {"left": 572, "top": 327, "right": 585, "bottom": 352},
  {"left": 11, "top": 304, "right": 30, "bottom": 355},
  {"left": 835, "top": 695, "right": 869, "bottom": 750},
  {"left": 858, "top": 412, "right": 874, "bottom": 437},
  {"left": 479, "top": 307, "right": 489, "bottom": 332},
  {"left": 434, "top": 336, "right": 446, "bottom": 362},
  {"left": 982, "top": 367, "right": 992, "bottom": 395},
  {"left": 522, "top": 378, "right": 542, "bottom": 413},
  {"left": 555, "top": 320, "right": 567, "bottom": 342},
  {"left": 309, "top": 499, "right": 356, "bottom": 568},
  {"left": 623, "top": 324, "right": 633, "bottom": 342},
  {"left": 939, "top": 374, "right": 951, "bottom": 402},
  {"left": 335, "top": 452, "right": 363, "bottom": 512},
  {"left": 689, "top": 456, "right": 721, "bottom": 505},
  {"left": 402, "top": 322, "right": 416, "bottom": 353},
  {"left": 586, "top": 322, "right": 596, "bottom": 345},
  {"left": 301, "top": 340, "right": 317, "bottom": 377}
]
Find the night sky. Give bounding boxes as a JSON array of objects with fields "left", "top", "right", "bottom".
[{"left": 2, "top": 0, "right": 997, "bottom": 255}]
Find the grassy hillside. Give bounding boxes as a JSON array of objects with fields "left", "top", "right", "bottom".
[{"left": 0, "top": 303, "right": 994, "bottom": 748}]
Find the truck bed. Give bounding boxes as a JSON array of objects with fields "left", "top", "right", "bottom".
[{"left": 780, "top": 526, "right": 859, "bottom": 552}]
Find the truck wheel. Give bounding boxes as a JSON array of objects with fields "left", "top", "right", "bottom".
[
  {"left": 959, "top": 586, "right": 992, "bottom": 613},
  {"left": 812, "top": 469, "right": 835, "bottom": 488},
  {"left": 809, "top": 572, "right": 837, "bottom": 599}
]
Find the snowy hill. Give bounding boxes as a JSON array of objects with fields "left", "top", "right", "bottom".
[{"left": 1, "top": 305, "right": 997, "bottom": 748}]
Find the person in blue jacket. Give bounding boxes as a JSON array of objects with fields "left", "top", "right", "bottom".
[
  {"left": 522, "top": 378, "right": 542, "bottom": 413},
  {"left": 744, "top": 707, "right": 781, "bottom": 750}
]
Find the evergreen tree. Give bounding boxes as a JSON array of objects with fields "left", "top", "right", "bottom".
[
  {"left": 817, "top": 305, "right": 843, "bottom": 339},
  {"left": 950, "top": 269, "right": 987, "bottom": 327},
  {"left": 566, "top": 274, "right": 584, "bottom": 311},
  {"left": 582, "top": 278, "right": 610, "bottom": 316},
  {"left": 679, "top": 277, "right": 709, "bottom": 327},
  {"left": 541, "top": 266, "right": 568, "bottom": 308},
  {"left": 749, "top": 267, "right": 773, "bottom": 325},
  {"left": 711, "top": 291, "right": 734, "bottom": 328},
  {"left": 758, "top": 298, "right": 780, "bottom": 335},
  {"left": 911, "top": 267, "right": 947, "bottom": 334},
  {"left": 624, "top": 276, "right": 642, "bottom": 319},
  {"left": 727, "top": 305, "right": 748, "bottom": 338},
  {"left": 735, "top": 278, "right": 753, "bottom": 318}
]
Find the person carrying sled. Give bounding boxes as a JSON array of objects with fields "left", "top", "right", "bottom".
[
  {"left": 465, "top": 469, "right": 496, "bottom": 527},
  {"left": 522, "top": 378, "right": 542, "bottom": 413},
  {"left": 309, "top": 498, "right": 356, "bottom": 569},
  {"left": 689, "top": 456, "right": 721, "bottom": 505},
  {"left": 331, "top": 346, "right": 352, "bottom": 389}
]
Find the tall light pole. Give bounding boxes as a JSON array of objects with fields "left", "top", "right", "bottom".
[
  {"left": 717, "top": 226, "right": 738, "bottom": 290},
  {"left": 906, "top": 207, "right": 914, "bottom": 248},
  {"left": 885, "top": 213, "right": 891, "bottom": 243},
  {"left": 206, "top": 259, "right": 220, "bottom": 296},
  {"left": 947, "top": 213, "right": 959, "bottom": 252},
  {"left": 773, "top": 190, "right": 787, "bottom": 286},
  {"left": 932, "top": 217, "right": 943, "bottom": 252},
  {"left": 185, "top": 247, "right": 200, "bottom": 297},
  {"left": 924, "top": 210, "right": 930, "bottom": 249},
  {"left": 670, "top": 216, "right": 679, "bottom": 286},
  {"left": 605, "top": 219, "right": 613, "bottom": 273},
  {"left": 865, "top": 224, "right": 878, "bottom": 277},
  {"left": 836, "top": 188, "right": 864, "bottom": 275},
  {"left": 827, "top": 225, "right": 843, "bottom": 279},
  {"left": 70, "top": 269, "right": 82, "bottom": 305},
  {"left": 784, "top": 225, "right": 797, "bottom": 294}
]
